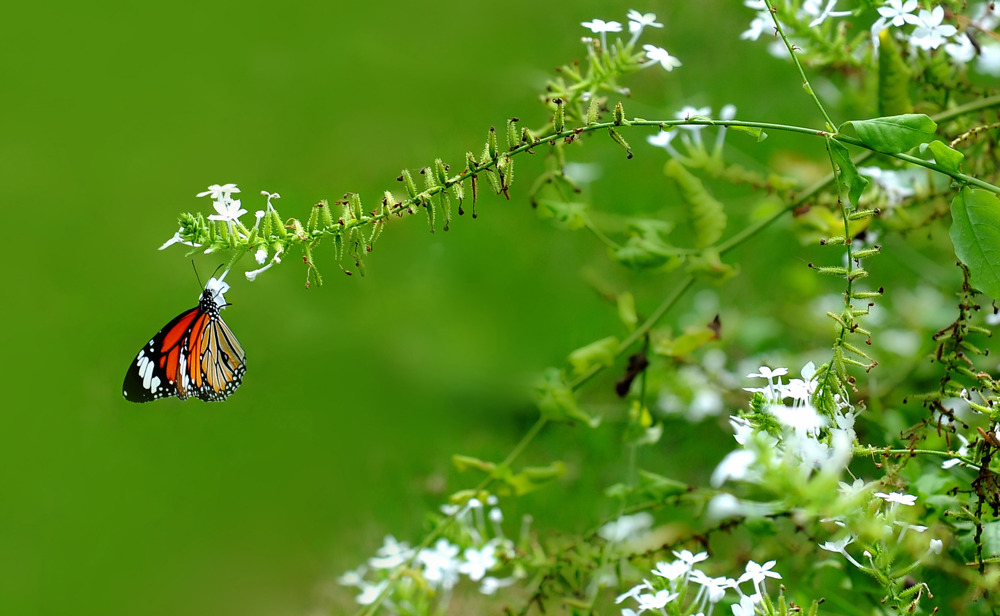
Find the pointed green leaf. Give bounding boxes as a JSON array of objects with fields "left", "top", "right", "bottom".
[
  {"left": 665, "top": 159, "right": 726, "bottom": 248},
  {"left": 729, "top": 125, "right": 767, "bottom": 142},
  {"left": 877, "top": 30, "right": 912, "bottom": 116},
  {"left": 950, "top": 187, "right": 1000, "bottom": 299},
  {"left": 536, "top": 368, "right": 599, "bottom": 426},
  {"left": 922, "top": 140, "right": 964, "bottom": 174},
  {"left": 504, "top": 461, "right": 567, "bottom": 495},
  {"left": 568, "top": 336, "right": 619, "bottom": 375},
  {"left": 843, "top": 114, "right": 937, "bottom": 154},
  {"left": 829, "top": 139, "right": 870, "bottom": 208},
  {"left": 636, "top": 470, "right": 689, "bottom": 499}
]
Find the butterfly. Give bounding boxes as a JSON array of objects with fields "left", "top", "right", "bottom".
[{"left": 123, "top": 276, "right": 246, "bottom": 402}]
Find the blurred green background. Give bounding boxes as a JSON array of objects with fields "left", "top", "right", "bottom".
[{"left": 2, "top": 1, "right": 948, "bottom": 614}]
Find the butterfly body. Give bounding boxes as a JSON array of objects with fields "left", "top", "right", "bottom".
[{"left": 123, "top": 280, "right": 246, "bottom": 402}]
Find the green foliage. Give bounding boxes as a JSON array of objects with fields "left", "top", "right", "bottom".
[
  {"left": 843, "top": 114, "right": 938, "bottom": 154},
  {"left": 950, "top": 187, "right": 1000, "bottom": 300},
  {"left": 147, "top": 3, "right": 1000, "bottom": 616}
]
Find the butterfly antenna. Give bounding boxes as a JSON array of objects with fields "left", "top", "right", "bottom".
[{"left": 192, "top": 260, "right": 204, "bottom": 289}]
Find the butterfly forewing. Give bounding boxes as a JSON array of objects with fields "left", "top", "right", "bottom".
[{"left": 123, "top": 287, "right": 246, "bottom": 403}]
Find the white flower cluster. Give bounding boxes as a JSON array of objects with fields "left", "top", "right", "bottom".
[
  {"left": 616, "top": 550, "right": 782, "bottom": 616},
  {"left": 819, "top": 485, "right": 943, "bottom": 579},
  {"left": 339, "top": 496, "right": 521, "bottom": 610},
  {"left": 159, "top": 183, "right": 283, "bottom": 282},
  {"left": 742, "top": 0, "right": 1000, "bottom": 75},
  {"left": 707, "top": 363, "right": 858, "bottom": 517},
  {"left": 581, "top": 10, "right": 681, "bottom": 72}
]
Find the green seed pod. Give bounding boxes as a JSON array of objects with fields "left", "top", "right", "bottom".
[
  {"left": 487, "top": 126, "right": 498, "bottom": 160},
  {"left": 319, "top": 199, "right": 334, "bottom": 227},
  {"left": 608, "top": 127, "right": 633, "bottom": 158},
  {"left": 613, "top": 101, "right": 625, "bottom": 125},
  {"left": 425, "top": 197, "right": 436, "bottom": 232},
  {"left": 586, "top": 96, "right": 600, "bottom": 125},
  {"left": 270, "top": 208, "right": 287, "bottom": 238},
  {"left": 553, "top": 97, "right": 565, "bottom": 132},
  {"left": 348, "top": 193, "right": 363, "bottom": 221},
  {"left": 521, "top": 127, "right": 536, "bottom": 146},
  {"left": 434, "top": 158, "right": 449, "bottom": 186},
  {"left": 449, "top": 179, "right": 464, "bottom": 203},
  {"left": 506, "top": 117, "right": 519, "bottom": 150},
  {"left": 440, "top": 192, "right": 451, "bottom": 231},
  {"left": 399, "top": 169, "right": 418, "bottom": 198}
]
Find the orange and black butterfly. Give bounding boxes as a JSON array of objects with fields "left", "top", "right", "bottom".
[{"left": 123, "top": 276, "right": 246, "bottom": 402}]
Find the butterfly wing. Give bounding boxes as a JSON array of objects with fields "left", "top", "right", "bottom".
[
  {"left": 186, "top": 312, "right": 246, "bottom": 401},
  {"left": 124, "top": 287, "right": 247, "bottom": 403},
  {"left": 122, "top": 306, "right": 201, "bottom": 402}
]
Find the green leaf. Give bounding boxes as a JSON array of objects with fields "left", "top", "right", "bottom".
[
  {"left": 729, "top": 125, "right": 767, "bottom": 142},
  {"left": 636, "top": 470, "right": 689, "bottom": 499},
  {"left": 613, "top": 221, "right": 682, "bottom": 270},
  {"left": 536, "top": 368, "right": 599, "bottom": 426},
  {"left": 504, "top": 461, "right": 567, "bottom": 495},
  {"left": 922, "top": 140, "right": 964, "bottom": 174},
  {"left": 665, "top": 159, "right": 727, "bottom": 248},
  {"left": 617, "top": 292, "right": 637, "bottom": 331},
  {"left": 567, "top": 336, "right": 619, "bottom": 375},
  {"left": 843, "top": 114, "right": 937, "bottom": 154},
  {"left": 452, "top": 454, "right": 496, "bottom": 473},
  {"left": 877, "top": 29, "right": 912, "bottom": 116},
  {"left": 829, "top": 139, "right": 870, "bottom": 208},
  {"left": 950, "top": 187, "right": 1000, "bottom": 299},
  {"left": 536, "top": 199, "right": 588, "bottom": 229}
]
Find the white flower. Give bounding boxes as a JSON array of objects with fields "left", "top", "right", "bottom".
[
  {"left": 204, "top": 275, "right": 230, "bottom": 308},
  {"left": 976, "top": 42, "right": 1000, "bottom": 76},
  {"left": 254, "top": 247, "right": 268, "bottom": 264},
  {"left": 647, "top": 130, "right": 676, "bottom": 148},
  {"left": 418, "top": 539, "right": 461, "bottom": 590},
  {"left": 637, "top": 589, "right": 680, "bottom": 611},
  {"left": 197, "top": 183, "right": 240, "bottom": 201},
  {"left": 642, "top": 45, "right": 682, "bottom": 71},
  {"left": 742, "top": 9, "right": 773, "bottom": 41},
  {"left": 910, "top": 6, "right": 957, "bottom": 49},
  {"left": 731, "top": 594, "right": 757, "bottom": 616},
  {"left": 159, "top": 226, "right": 201, "bottom": 250},
  {"left": 877, "top": 0, "right": 922, "bottom": 27},
  {"left": 479, "top": 575, "right": 516, "bottom": 595},
  {"left": 368, "top": 535, "right": 413, "bottom": 570},
  {"left": 336, "top": 565, "right": 368, "bottom": 588},
  {"left": 874, "top": 491, "right": 917, "bottom": 506},
  {"left": 929, "top": 538, "right": 944, "bottom": 554},
  {"left": 459, "top": 543, "right": 497, "bottom": 581},
  {"left": 739, "top": 560, "right": 781, "bottom": 596},
  {"left": 207, "top": 196, "right": 247, "bottom": 223},
  {"left": 582, "top": 18, "right": 622, "bottom": 33},
  {"left": 819, "top": 535, "right": 855, "bottom": 553},
  {"left": 768, "top": 402, "right": 826, "bottom": 435},
  {"left": 652, "top": 559, "right": 690, "bottom": 581},
  {"left": 355, "top": 580, "right": 388, "bottom": 606},
  {"left": 706, "top": 493, "right": 744, "bottom": 519},
  {"left": 689, "top": 569, "right": 734, "bottom": 604},
  {"left": 804, "top": 0, "right": 852, "bottom": 27},
  {"left": 599, "top": 512, "right": 654, "bottom": 542},
  {"left": 673, "top": 549, "right": 708, "bottom": 566},
  {"left": 945, "top": 34, "right": 976, "bottom": 63},
  {"left": 616, "top": 580, "right": 652, "bottom": 604},
  {"left": 627, "top": 10, "right": 662, "bottom": 32},
  {"left": 711, "top": 449, "right": 758, "bottom": 487}
]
